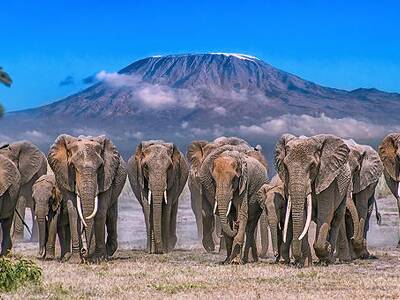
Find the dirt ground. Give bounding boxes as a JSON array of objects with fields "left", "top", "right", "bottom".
[{"left": 3, "top": 186, "right": 400, "bottom": 299}]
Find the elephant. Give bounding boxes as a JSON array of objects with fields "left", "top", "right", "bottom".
[
  {"left": 127, "top": 140, "right": 188, "bottom": 254},
  {"left": 260, "top": 174, "right": 312, "bottom": 265},
  {"left": 199, "top": 145, "right": 268, "bottom": 264},
  {"left": 0, "top": 154, "right": 21, "bottom": 255},
  {"left": 339, "top": 140, "right": 383, "bottom": 259},
  {"left": 32, "top": 174, "right": 71, "bottom": 260},
  {"left": 48, "top": 134, "right": 127, "bottom": 262},
  {"left": 0, "top": 141, "right": 47, "bottom": 242},
  {"left": 187, "top": 136, "right": 268, "bottom": 255},
  {"left": 378, "top": 133, "right": 400, "bottom": 247},
  {"left": 275, "top": 134, "right": 352, "bottom": 266}
]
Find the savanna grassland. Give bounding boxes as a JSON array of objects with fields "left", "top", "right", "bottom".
[{"left": 2, "top": 180, "right": 400, "bottom": 299}]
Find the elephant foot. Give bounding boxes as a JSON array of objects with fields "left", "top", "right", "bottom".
[
  {"left": 294, "top": 261, "right": 305, "bottom": 268},
  {"left": 360, "top": 252, "right": 378, "bottom": 260},
  {"left": 62, "top": 252, "right": 82, "bottom": 264},
  {"left": 106, "top": 240, "right": 118, "bottom": 257},
  {"left": 228, "top": 244, "right": 242, "bottom": 264},
  {"left": 397, "top": 240, "right": 400, "bottom": 248},
  {"left": 314, "top": 259, "right": 330, "bottom": 267},
  {"left": 202, "top": 236, "right": 215, "bottom": 253},
  {"left": 44, "top": 254, "right": 56, "bottom": 261}
]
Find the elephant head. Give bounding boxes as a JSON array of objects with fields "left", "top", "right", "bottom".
[
  {"left": 127, "top": 140, "right": 187, "bottom": 254},
  {"left": 48, "top": 134, "right": 120, "bottom": 254},
  {"left": 260, "top": 175, "right": 285, "bottom": 258},
  {"left": 199, "top": 146, "right": 251, "bottom": 238},
  {"left": 32, "top": 174, "right": 61, "bottom": 258},
  {"left": 378, "top": 133, "right": 400, "bottom": 183},
  {"left": 275, "top": 134, "right": 350, "bottom": 261},
  {"left": 0, "top": 141, "right": 46, "bottom": 185},
  {"left": 345, "top": 140, "right": 383, "bottom": 252}
]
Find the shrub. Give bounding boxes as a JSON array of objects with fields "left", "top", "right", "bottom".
[{"left": 0, "top": 257, "right": 42, "bottom": 292}]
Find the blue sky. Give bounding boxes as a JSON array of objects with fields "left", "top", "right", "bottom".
[{"left": 1, "top": 1, "right": 399, "bottom": 111}]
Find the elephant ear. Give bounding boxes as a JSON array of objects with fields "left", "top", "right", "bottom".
[
  {"left": 186, "top": 140, "right": 208, "bottom": 176},
  {"left": 97, "top": 135, "right": 120, "bottom": 192},
  {"left": 127, "top": 143, "right": 144, "bottom": 202},
  {"left": 0, "top": 155, "right": 21, "bottom": 198},
  {"left": 274, "top": 134, "right": 296, "bottom": 183},
  {"left": 378, "top": 133, "right": 400, "bottom": 181},
  {"left": 314, "top": 134, "right": 350, "bottom": 194},
  {"left": 7, "top": 141, "right": 45, "bottom": 185},
  {"left": 238, "top": 155, "right": 248, "bottom": 195},
  {"left": 355, "top": 146, "right": 383, "bottom": 193},
  {"left": 169, "top": 144, "right": 189, "bottom": 195},
  {"left": 48, "top": 134, "right": 76, "bottom": 192}
]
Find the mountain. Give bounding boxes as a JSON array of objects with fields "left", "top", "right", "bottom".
[{"left": 1, "top": 53, "right": 399, "bottom": 158}]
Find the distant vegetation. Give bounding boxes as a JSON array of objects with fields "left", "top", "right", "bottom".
[{"left": 0, "top": 67, "right": 12, "bottom": 117}]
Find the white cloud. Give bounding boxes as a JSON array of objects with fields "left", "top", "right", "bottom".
[
  {"left": 238, "top": 114, "right": 398, "bottom": 139},
  {"left": 213, "top": 106, "right": 227, "bottom": 115},
  {"left": 96, "top": 71, "right": 199, "bottom": 110},
  {"left": 181, "top": 121, "right": 189, "bottom": 129}
]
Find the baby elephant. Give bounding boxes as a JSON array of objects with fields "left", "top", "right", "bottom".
[
  {"left": 33, "top": 174, "right": 70, "bottom": 260},
  {"left": 260, "top": 175, "right": 312, "bottom": 266}
]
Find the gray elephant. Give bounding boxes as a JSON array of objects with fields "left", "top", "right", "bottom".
[
  {"left": 275, "top": 134, "right": 352, "bottom": 266},
  {"left": 0, "top": 141, "right": 47, "bottom": 241},
  {"left": 0, "top": 154, "right": 21, "bottom": 255},
  {"left": 33, "top": 174, "right": 71, "bottom": 260},
  {"left": 127, "top": 140, "right": 188, "bottom": 254},
  {"left": 199, "top": 145, "right": 268, "bottom": 264},
  {"left": 340, "top": 140, "right": 383, "bottom": 259},
  {"left": 260, "top": 175, "right": 311, "bottom": 265},
  {"left": 378, "top": 133, "right": 400, "bottom": 247},
  {"left": 48, "top": 134, "right": 127, "bottom": 262},
  {"left": 187, "top": 137, "right": 268, "bottom": 255}
]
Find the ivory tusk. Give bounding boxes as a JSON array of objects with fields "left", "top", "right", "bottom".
[
  {"left": 397, "top": 184, "right": 400, "bottom": 198},
  {"left": 299, "top": 194, "right": 312, "bottom": 241},
  {"left": 226, "top": 201, "right": 232, "bottom": 217},
  {"left": 148, "top": 190, "right": 152, "bottom": 205},
  {"left": 76, "top": 194, "right": 87, "bottom": 228},
  {"left": 164, "top": 190, "right": 168, "bottom": 205},
  {"left": 86, "top": 196, "right": 98, "bottom": 220},
  {"left": 283, "top": 196, "right": 291, "bottom": 243},
  {"left": 213, "top": 201, "right": 218, "bottom": 215},
  {"left": 45, "top": 215, "right": 48, "bottom": 221}
]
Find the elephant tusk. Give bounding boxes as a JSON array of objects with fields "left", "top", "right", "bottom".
[
  {"left": 397, "top": 184, "right": 400, "bottom": 198},
  {"left": 164, "top": 190, "right": 167, "bottom": 205},
  {"left": 86, "top": 196, "right": 98, "bottom": 220},
  {"left": 278, "top": 222, "right": 281, "bottom": 230},
  {"left": 226, "top": 201, "right": 232, "bottom": 217},
  {"left": 213, "top": 201, "right": 218, "bottom": 215},
  {"left": 148, "top": 190, "right": 152, "bottom": 205},
  {"left": 76, "top": 194, "right": 88, "bottom": 228},
  {"left": 283, "top": 196, "right": 291, "bottom": 243},
  {"left": 299, "top": 194, "right": 312, "bottom": 241},
  {"left": 45, "top": 215, "right": 48, "bottom": 221}
]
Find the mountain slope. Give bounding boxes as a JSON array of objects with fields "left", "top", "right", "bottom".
[{"left": 1, "top": 53, "right": 399, "bottom": 157}]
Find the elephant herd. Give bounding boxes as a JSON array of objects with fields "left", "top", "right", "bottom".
[{"left": 0, "top": 133, "right": 400, "bottom": 268}]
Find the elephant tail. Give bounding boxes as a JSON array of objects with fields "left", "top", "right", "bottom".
[
  {"left": 14, "top": 209, "right": 33, "bottom": 238},
  {"left": 374, "top": 199, "right": 382, "bottom": 226}
]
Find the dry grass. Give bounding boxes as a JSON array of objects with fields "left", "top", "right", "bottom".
[{"left": 2, "top": 247, "right": 400, "bottom": 299}]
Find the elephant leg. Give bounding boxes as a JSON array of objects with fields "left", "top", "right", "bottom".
[
  {"left": 161, "top": 202, "right": 172, "bottom": 253},
  {"left": 336, "top": 217, "right": 351, "bottom": 262},
  {"left": 189, "top": 182, "right": 203, "bottom": 239},
  {"left": 58, "top": 224, "right": 67, "bottom": 259},
  {"left": 281, "top": 217, "right": 292, "bottom": 264},
  {"left": 168, "top": 200, "right": 178, "bottom": 251},
  {"left": 45, "top": 213, "right": 58, "bottom": 260},
  {"left": 326, "top": 198, "right": 347, "bottom": 264},
  {"left": 220, "top": 232, "right": 233, "bottom": 264},
  {"left": 258, "top": 210, "right": 269, "bottom": 258},
  {"left": 28, "top": 199, "right": 38, "bottom": 242},
  {"left": 242, "top": 213, "right": 261, "bottom": 264},
  {"left": 1, "top": 217, "right": 13, "bottom": 256},
  {"left": 215, "top": 216, "right": 226, "bottom": 253},
  {"left": 353, "top": 189, "right": 370, "bottom": 258},
  {"left": 63, "top": 199, "right": 81, "bottom": 263},
  {"left": 301, "top": 233, "right": 312, "bottom": 266},
  {"left": 13, "top": 195, "right": 26, "bottom": 241},
  {"left": 106, "top": 201, "right": 118, "bottom": 257},
  {"left": 202, "top": 196, "right": 215, "bottom": 252}
]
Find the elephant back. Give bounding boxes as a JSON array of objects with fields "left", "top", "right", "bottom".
[{"left": 0, "top": 154, "right": 21, "bottom": 199}]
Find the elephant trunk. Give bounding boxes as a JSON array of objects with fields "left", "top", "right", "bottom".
[
  {"left": 77, "top": 178, "right": 98, "bottom": 255},
  {"left": 346, "top": 197, "right": 361, "bottom": 242},
  {"left": 216, "top": 189, "right": 237, "bottom": 238},
  {"left": 37, "top": 217, "right": 47, "bottom": 258},
  {"left": 289, "top": 182, "right": 308, "bottom": 261},
  {"left": 151, "top": 189, "right": 165, "bottom": 254},
  {"left": 265, "top": 200, "right": 279, "bottom": 257}
]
